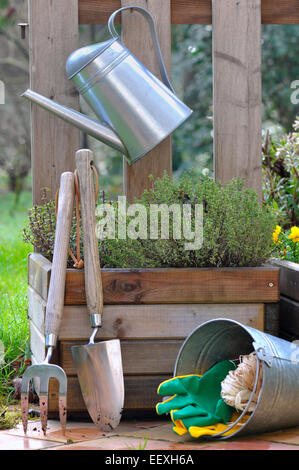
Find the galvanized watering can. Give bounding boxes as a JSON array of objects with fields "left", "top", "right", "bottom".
[
  {"left": 22, "top": 6, "right": 192, "bottom": 165},
  {"left": 175, "top": 318, "right": 299, "bottom": 439}
]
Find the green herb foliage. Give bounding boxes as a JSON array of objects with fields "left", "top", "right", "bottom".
[{"left": 23, "top": 174, "right": 276, "bottom": 269}]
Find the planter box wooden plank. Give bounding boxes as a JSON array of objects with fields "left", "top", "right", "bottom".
[
  {"left": 60, "top": 340, "right": 182, "bottom": 376},
  {"left": 279, "top": 296, "right": 299, "bottom": 337},
  {"left": 47, "top": 376, "right": 170, "bottom": 413},
  {"left": 28, "top": 287, "right": 265, "bottom": 342},
  {"left": 270, "top": 259, "right": 299, "bottom": 339},
  {"left": 28, "top": 253, "right": 279, "bottom": 416},
  {"left": 270, "top": 259, "right": 299, "bottom": 302},
  {"left": 59, "top": 303, "right": 265, "bottom": 341},
  {"left": 29, "top": 253, "right": 279, "bottom": 305}
]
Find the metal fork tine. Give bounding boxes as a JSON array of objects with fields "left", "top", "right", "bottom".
[
  {"left": 20, "top": 368, "right": 33, "bottom": 435},
  {"left": 59, "top": 396, "right": 67, "bottom": 436},
  {"left": 21, "top": 393, "right": 29, "bottom": 435},
  {"left": 39, "top": 374, "right": 49, "bottom": 435},
  {"left": 39, "top": 395, "right": 48, "bottom": 436}
]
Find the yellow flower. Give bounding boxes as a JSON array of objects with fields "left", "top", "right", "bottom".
[
  {"left": 289, "top": 226, "right": 299, "bottom": 243},
  {"left": 272, "top": 225, "right": 282, "bottom": 244}
]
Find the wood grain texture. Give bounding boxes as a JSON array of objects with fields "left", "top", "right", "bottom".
[
  {"left": 30, "top": 321, "right": 45, "bottom": 362},
  {"left": 28, "top": 253, "right": 52, "bottom": 301},
  {"left": 264, "top": 303, "right": 280, "bottom": 337},
  {"left": 28, "top": 255, "right": 280, "bottom": 304},
  {"left": 56, "top": 303, "right": 264, "bottom": 340},
  {"left": 75, "top": 150, "right": 103, "bottom": 318},
  {"left": 28, "top": 287, "right": 46, "bottom": 333},
  {"left": 78, "top": 0, "right": 299, "bottom": 25},
  {"left": 48, "top": 375, "right": 171, "bottom": 412},
  {"left": 213, "top": 0, "right": 262, "bottom": 200},
  {"left": 60, "top": 340, "right": 182, "bottom": 375},
  {"left": 29, "top": 0, "right": 80, "bottom": 205},
  {"left": 270, "top": 259, "right": 299, "bottom": 302},
  {"left": 45, "top": 173, "right": 75, "bottom": 339},
  {"left": 121, "top": 0, "right": 172, "bottom": 202},
  {"left": 61, "top": 267, "right": 279, "bottom": 305}
]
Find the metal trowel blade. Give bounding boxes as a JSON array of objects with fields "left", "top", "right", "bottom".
[{"left": 71, "top": 339, "right": 124, "bottom": 431}]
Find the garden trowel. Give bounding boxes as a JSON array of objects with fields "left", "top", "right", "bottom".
[{"left": 71, "top": 149, "right": 124, "bottom": 431}]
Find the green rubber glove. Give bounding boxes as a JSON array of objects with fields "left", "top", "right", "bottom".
[{"left": 156, "top": 360, "right": 237, "bottom": 428}]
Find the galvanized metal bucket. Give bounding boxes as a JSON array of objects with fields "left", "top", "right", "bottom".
[{"left": 174, "top": 318, "right": 299, "bottom": 439}]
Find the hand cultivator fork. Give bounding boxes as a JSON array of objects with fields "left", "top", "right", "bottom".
[{"left": 21, "top": 172, "right": 75, "bottom": 435}]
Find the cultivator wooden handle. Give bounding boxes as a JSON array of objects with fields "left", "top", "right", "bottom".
[
  {"left": 75, "top": 149, "right": 103, "bottom": 328},
  {"left": 45, "top": 172, "right": 75, "bottom": 345}
]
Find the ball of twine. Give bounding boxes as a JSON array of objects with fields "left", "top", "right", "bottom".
[{"left": 221, "top": 352, "right": 263, "bottom": 412}]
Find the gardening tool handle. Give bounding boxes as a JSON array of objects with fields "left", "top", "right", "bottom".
[
  {"left": 76, "top": 149, "right": 103, "bottom": 328},
  {"left": 45, "top": 172, "right": 75, "bottom": 347}
]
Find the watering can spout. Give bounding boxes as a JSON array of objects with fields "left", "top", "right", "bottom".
[{"left": 22, "top": 89, "right": 129, "bottom": 158}]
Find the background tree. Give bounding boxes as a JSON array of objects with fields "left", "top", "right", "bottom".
[{"left": 0, "top": 0, "right": 30, "bottom": 201}]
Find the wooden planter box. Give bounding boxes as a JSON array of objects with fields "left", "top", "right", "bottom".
[
  {"left": 28, "top": 253, "right": 279, "bottom": 418},
  {"left": 270, "top": 259, "right": 299, "bottom": 341}
]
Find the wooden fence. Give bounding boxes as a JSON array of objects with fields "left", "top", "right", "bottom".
[{"left": 28, "top": 0, "right": 299, "bottom": 204}]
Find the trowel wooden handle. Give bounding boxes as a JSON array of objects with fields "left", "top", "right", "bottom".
[
  {"left": 45, "top": 172, "right": 75, "bottom": 346},
  {"left": 76, "top": 149, "right": 103, "bottom": 322}
]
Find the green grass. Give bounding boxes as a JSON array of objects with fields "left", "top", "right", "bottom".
[{"left": 0, "top": 190, "right": 33, "bottom": 401}]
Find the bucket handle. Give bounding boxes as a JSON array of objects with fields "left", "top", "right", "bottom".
[{"left": 108, "top": 5, "right": 175, "bottom": 93}]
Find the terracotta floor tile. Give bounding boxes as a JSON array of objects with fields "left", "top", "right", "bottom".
[
  {"left": 48, "top": 436, "right": 210, "bottom": 451},
  {"left": 113, "top": 423, "right": 192, "bottom": 443},
  {"left": 253, "top": 427, "right": 299, "bottom": 446},
  {"left": 5, "top": 419, "right": 163, "bottom": 444},
  {"left": 0, "top": 432, "right": 62, "bottom": 450},
  {"left": 125, "top": 419, "right": 167, "bottom": 429},
  {"left": 3, "top": 418, "right": 299, "bottom": 450},
  {"left": 5, "top": 419, "right": 109, "bottom": 443},
  {"left": 201, "top": 439, "right": 299, "bottom": 450}
]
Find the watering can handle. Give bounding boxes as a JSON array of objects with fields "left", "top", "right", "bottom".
[{"left": 108, "top": 5, "right": 174, "bottom": 93}]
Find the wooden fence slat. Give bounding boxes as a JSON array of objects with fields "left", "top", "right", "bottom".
[
  {"left": 29, "top": 0, "right": 80, "bottom": 205},
  {"left": 79, "top": 0, "right": 299, "bottom": 25},
  {"left": 121, "top": 0, "right": 172, "bottom": 202},
  {"left": 262, "top": 1, "right": 299, "bottom": 24},
  {"left": 212, "top": 0, "right": 262, "bottom": 200}
]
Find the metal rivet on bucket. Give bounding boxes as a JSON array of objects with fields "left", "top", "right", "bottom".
[{"left": 174, "top": 318, "right": 299, "bottom": 439}]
